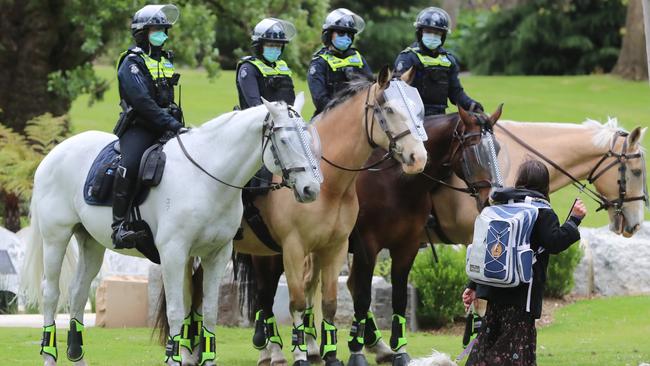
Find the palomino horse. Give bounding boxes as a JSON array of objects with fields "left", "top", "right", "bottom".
[
  {"left": 356, "top": 118, "right": 648, "bottom": 364},
  {"left": 21, "top": 96, "right": 322, "bottom": 366},
  {"left": 220, "top": 66, "right": 428, "bottom": 366},
  {"left": 242, "top": 106, "right": 505, "bottom": 366}
]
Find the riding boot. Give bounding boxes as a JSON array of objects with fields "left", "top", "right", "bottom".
[{"left": 111, "top": 167, "right": 144, "bottom": 249}]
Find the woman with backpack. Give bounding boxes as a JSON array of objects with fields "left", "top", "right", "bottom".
[{"left": 462, "top": 159, "right": 587, "bottom": 366}]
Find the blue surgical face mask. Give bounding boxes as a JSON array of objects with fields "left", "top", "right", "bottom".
[
  {"left": 332, "top": 34, "right": 352, "bottom": 51},
  {"left": 422, "top": 33, "right": 442, "bottom": 50},
  {"left": 149, "top": 31, "right": 168, "bottom": 47},
  {"left": 263, "top": 46, "right": 282, "bottom": 63}
]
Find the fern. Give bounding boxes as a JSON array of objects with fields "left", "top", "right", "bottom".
[{"left": 0, "top": 114, "right": 69, "bottom": 200}]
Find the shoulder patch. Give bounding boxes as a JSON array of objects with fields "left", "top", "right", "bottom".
[
  {"left": 309, "top": 65, "right": 317, "bottom": 75},
  {"left": 396, "top": 61, "right": 404, "bottom": 72},
  {"left": 130, "top": 64, "right": 139, "bottom": 74},
  {"left": 240, "top": 68, "right": 248, "bottom": 79}
]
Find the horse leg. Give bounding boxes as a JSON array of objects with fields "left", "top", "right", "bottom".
[
  {"left": 197, "top": 241, "right": 232, "bottom": 366},
  {"left": 387, "top": 245, "right": 419, "bottom": 366},
  {"left": 41, "top": 226, "right": 74, "bottom": 366},
  {"left": 252, "top": 255, "right": 286, "bottom": 366},
  {"left": 318, "top": 242, "right": 347, "bottom": 366},
  {"left": 346, "top": 247, "right": 377, "bottom": 366},
  {"left": 303, "top": 254, "right": 321, "bottom": 364},
  {"left": 66, "top": 232, "right": 105, "bottom": 366},
  {"left": 160, "top": 244, "right": 191, "bottom": 366},
  {"left": 282, "top": 242, "right": 309, "bottom": 365}
]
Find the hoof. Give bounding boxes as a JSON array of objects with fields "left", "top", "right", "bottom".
[
  {"left": 392, "top": 353, "right": 411, "bottom": 366},
  {"left": 375, "top": 353, "right": 394, "bottom": 364},
  {"left": 271, "top": 360, "right": 289, "bottom": 366},
  {"left": 347, "top": 353, "right": 370, "bottom": 366},
  {"left": 307, "top": 354, "right": 323, "bottom": 365},
  {"left": 258, "top": 358, "right": 271, "bottom": 366},
  {"left": 292, "top": 361, "right": 310, "bottom": 366}
]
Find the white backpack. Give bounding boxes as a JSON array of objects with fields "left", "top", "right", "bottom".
[{"left": 466, "top": 196, "right": 550, "bottom": 311}]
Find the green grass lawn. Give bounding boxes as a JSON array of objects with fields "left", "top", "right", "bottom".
[
  {"left": 2, "top": 296, "right": 648, "bottom": 365},
  {"left": 70, "top": 67, "right": 650, "bottom": 228}
]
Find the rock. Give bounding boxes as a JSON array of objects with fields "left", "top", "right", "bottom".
[{"left": 573, "top": 225, "right": 650, "bottom": 296}]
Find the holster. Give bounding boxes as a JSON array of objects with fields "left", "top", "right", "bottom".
[{"left": 113, "top": 101, "right": 135, "bottom": 137}]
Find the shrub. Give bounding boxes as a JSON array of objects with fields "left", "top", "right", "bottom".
[
  {"left": 410, "top": 245, "right": 467, "bottom": 328},
  {"left": 459, "top": 0, "right": 626, "bottom": 75},
  {"left": 545, "top": 244, "right": 582, "bottom": 298}
]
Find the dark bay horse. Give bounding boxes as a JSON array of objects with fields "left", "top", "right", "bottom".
[{"left": 238, "top": 106, "right": 503, "bottom": 366}]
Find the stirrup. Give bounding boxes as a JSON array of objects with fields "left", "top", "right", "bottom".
[{"left": 112, "top": 222, "right": 146, "bottom": 249}]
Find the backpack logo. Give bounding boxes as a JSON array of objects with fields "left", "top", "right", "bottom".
[{"left": 490, "top": 241, "right": 504, "bottom": 258}]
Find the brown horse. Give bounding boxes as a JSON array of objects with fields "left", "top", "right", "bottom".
[{"left": 239, "top": 106, "right": 505, "bottom": 366}]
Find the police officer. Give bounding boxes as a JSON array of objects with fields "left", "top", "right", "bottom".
[
  {"left": 308, "top": 8, "right": 373, "bottom": 117},
  {"left": 112, "top": 4, "right": 184, "bottom": 248},
  {"left": 236, "top": 18, "right": 297, "bottom": 109},
  {"left": 394, "top": 7, "right": 483, "bottom": 116}
]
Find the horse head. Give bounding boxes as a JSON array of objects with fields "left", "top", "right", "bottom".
[
  {"left": 367, "top": 66, "right": 428, "bottom": 174},
  {"left": 261, "top": 93, "right": 322, "bottom": 203},
  {"left": 590, "top": 125, "right": 647, "bottom": 237},
  {"left": 450, "top": 104, "right": 504, "bottom": 210}
]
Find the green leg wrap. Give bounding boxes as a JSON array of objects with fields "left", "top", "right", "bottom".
[
  {"left": 191, "top": 311, "right": 204, "bottom": 350},
  {"left": 180, "top": 313, "right": 193, "bottom": 353},
  {"left": 66, "top": 318, "right": 85, "bottom": 362},
  {"left": 199, "top": 327, "right": 216, "bottom": 366},
  {"left": 291, "top": 324, "right": 308, "bottom": 353},
  {"left": 265, "top": 315, "right": 283, "bottom": 348},
  {"left": 164, "top": 334, "right": 182, "bottom": 365},
  {"left": 364, "top": 311, "right": 383, "bottom": 347},
  {"left": 41, "top": 323, "right": 58, "bottom": 361},
  {"left": 320, "top": 320, "right": 338, "bottom": 359},
  {"left": 347, "top": 317, "right": 366, "bottom": 352},
  {"left": 389, "top": 314, "right": 408, "bottom": 352},
  {"left": 253, "top": 310, "right": 269, "bottom": 350},
  {"left": 303, "top": 307, "right": 317, "bottom": 339}
]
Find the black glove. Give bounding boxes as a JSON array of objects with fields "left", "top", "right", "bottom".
[{"left": 470, "top": 101, "right": 484, "bottom": 113}]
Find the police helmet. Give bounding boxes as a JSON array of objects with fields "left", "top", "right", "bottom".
[{"left": 131, "top": 4, "right": 179, "bottom": 33}]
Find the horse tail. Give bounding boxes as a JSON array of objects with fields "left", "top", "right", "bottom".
[
  {"left": 20, "top": 198, "right": 78, "bottom": 309},
  {"left": 153, "top": 259, "right": 204, "bottom": 345},
  {"left": 232, "top": 253, "right": 258, "bottom": 321}
]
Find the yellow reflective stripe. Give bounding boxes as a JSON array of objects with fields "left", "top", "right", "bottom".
[
  {"left": 248, "top": 59, "right": 292, "bottom": 77},
  {"left": 140, "top": 54, "right": 175, "bottom": 80},
  {"left": 319, "top": 51, "right": 364, "bottom": 71},
  {"left": 408, "top": 48, "right": 452, "bottom": 68}
]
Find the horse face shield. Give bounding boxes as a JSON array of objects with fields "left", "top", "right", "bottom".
[
  {"left": 461, "top": 131, "right": 504, "bottom": 189},
  {"left": 381, "top": 81, "right": 428, "bottom": 142},
  {"left": 268, "top": 113, "right": 324, "bottom": 186}
]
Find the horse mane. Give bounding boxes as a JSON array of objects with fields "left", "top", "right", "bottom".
[
  {"left": 582, "top": 117, "right": 628, "bottom": 149},
  {"left": 320, "top": 76, "right": 373, "bottom": 115},
  {"left": 190, "top": 103, "right": 272, "bottom": 132}
]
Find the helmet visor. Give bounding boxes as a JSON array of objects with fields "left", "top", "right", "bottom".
[
  {"left": 133, "top": 4, "right": 179, "bottom": 29},
  {"left": 253, "top": 18, "right": 297, "bottom": 42},
  {"left": 323, "top": 8, "right": 365, "bottom": 34}
]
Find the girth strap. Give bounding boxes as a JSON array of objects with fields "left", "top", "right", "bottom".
[{"left": 242, "top": 198, "right": 283, "bottom": 253}]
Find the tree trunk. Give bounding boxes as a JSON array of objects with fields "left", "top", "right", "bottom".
[
  {"left": 442, "top": 0, "right": 461, "bottom": 31},
  {"left": 2, "top": 191, "right": 21, "bottom": 233},
  {"left": 613, "top": 0, "right": 649, "bottom": 81}
]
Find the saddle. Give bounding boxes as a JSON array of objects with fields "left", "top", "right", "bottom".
[{"left": 83, "top": 139, "right": 167, "bottom": 263}]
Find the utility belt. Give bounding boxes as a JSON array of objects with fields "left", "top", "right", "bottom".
[
  {"left": 113, "top": 100, "right": 183, "bottom": 137},
  {"left": 424, "top": 104, "right": 448, "bottom": 116}
]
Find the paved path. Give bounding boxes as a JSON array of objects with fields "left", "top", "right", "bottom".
[{"left": 0, "top": 313, "right": 95, "bottom": 328}]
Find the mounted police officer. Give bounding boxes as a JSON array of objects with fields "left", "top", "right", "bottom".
[
  {"left": 112, "top": 4, "right": 184, "bottom": 249},
  {"left": 308, "top": 8, "right": 373, "bottom": 117},
  {"left": 394, "top": 7, "right": 483, "bottom": 116},
  {"left": 236, "top": 18, "right": 297, "bottom": 109}
]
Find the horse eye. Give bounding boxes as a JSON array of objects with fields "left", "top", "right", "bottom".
[
  {"left": 632, "top": 169, "right": 642, "bottom": 177},
  {"left": 385, "top": 107, "right": 394, "bottom": 114},
  {"left": 280, "top": 138, "right": 288, "bottom": 145}
]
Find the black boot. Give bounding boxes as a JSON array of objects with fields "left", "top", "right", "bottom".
[{"left": 111, "top": 167, "right": 144, "bottom": 249}]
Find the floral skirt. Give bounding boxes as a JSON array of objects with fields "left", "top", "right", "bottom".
[{"left": 465, "top": 302, "right": 537, "bottom": 366}]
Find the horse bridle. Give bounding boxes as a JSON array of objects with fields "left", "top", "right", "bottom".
[
  {"left": 420, "top": 113, "right": 497, "bottom": 198},
  {"left": 321, "top": 80, "right": 415, "bottom": 172},
  {"left": 177, "top": 107, "right": 309, "bottom": 191},
  {"left": 497, "top": 124, "right": 648, "bottom": 219}
]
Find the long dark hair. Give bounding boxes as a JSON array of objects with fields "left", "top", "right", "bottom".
[{"left": 515, "top": 159, "right": 550, "bottom": 200}]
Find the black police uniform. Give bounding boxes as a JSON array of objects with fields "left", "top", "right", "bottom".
[
  {"left": 307, "top": 46, "right": 373, "bottom": 117},
  {"left": 236, "top": 56, "right": 296, "bottom": 109},
  {"left": 394, "top": 43, "right": 479, "bottom": 116}
]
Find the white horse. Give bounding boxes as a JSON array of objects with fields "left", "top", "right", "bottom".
[{"left": 21, "top": 94, "right": 322, "bottom": 366}]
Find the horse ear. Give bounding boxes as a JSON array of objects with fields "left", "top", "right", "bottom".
[
  {"left": 293, "top": 92, "right": 305, "bottom": 115},
  {"left": 377, "top": 65, "right": 392, "bottom": 90},
  {"left": 458, "top": 106, "right": 473, "bottom": 126},
  {"left": 400, "top": 67, "right": 416, "bottom": 85},
  {"left": 489, "top": 103, "right": 504, "bottom": 127},
  {"left": 261, "top": 97, "right": 278, "bottom": 115},
  {"left": 629, "top": 126, "right": 646, "bottom": 147}
]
